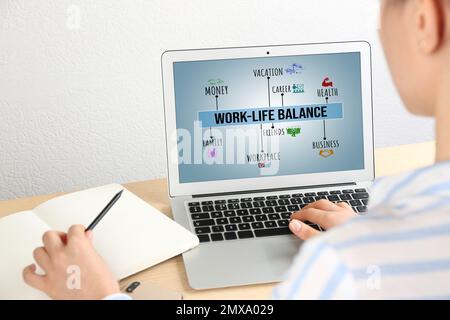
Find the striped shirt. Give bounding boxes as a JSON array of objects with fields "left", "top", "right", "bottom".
[{"left": 274, "top": 161, "right": 450, "bottom": 299}]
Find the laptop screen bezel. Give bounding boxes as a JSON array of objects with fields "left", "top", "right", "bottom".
[{"left": 161, "top": 41, "right": 374, "bottom": 197}]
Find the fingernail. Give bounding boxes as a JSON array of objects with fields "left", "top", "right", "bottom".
[{"left": 289, "top": 220, "right": 302, "bottom": 233}]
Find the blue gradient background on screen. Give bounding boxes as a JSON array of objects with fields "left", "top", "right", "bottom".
[{"left": 173, "top": 52, "right": 364, "bottom": 183}]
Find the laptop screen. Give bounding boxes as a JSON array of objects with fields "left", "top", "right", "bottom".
[{"left": 173, "top": 52, "right": 365, "bottom": 183}]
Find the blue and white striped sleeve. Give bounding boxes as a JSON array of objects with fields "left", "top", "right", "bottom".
[{"left": 273, "top": 238, "right": 356, "bottom": 300}]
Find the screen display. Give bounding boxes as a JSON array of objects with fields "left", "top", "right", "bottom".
[{"left": 173, "top": 52, "right": 365, "bottom": 183}]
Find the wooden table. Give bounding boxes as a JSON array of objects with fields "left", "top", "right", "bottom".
[{"left": 0, "top": 141, "right": 436, "bottom": 299}]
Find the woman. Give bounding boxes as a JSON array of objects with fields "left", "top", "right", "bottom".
[{"left": 23, "top": 0, "right": 450, "bottom": 299}]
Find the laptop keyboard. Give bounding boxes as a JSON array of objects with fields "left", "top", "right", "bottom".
[{"left": 188, "top": 188, "right": 369, "bottom": 243}]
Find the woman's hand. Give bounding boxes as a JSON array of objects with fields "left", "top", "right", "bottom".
[
  {"left": 289, "top": 200, "right": 356, "bottom": 240},
  {"left": 23, "top": 224, "right": 120, "bottom": 300}
]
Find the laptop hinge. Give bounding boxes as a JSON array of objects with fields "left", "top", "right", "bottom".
[{"left": 192, "top": 182, "right": 357, "bottom": 198}]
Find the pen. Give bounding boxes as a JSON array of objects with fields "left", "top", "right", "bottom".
[{"left": 86, "top": 189, "right": 124, "bottom": 231}]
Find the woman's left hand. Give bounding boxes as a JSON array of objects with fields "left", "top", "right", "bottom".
[{"left": 289, "top": 199, "right": 356, "bottom": 240}]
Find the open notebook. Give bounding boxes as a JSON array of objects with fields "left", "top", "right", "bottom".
[{"left": 0, "top": 184, "right": 199, "bottom": 299}]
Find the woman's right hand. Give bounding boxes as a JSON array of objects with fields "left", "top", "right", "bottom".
[
  {"left": 23, "top": 225, "right": 120, "bottom": 300},
  {"left": 289, "top": 199, "right": 356, "bottom": 240}
]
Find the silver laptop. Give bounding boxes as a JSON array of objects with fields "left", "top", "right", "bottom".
[{"left": 161, "top": 41, "right": 374, "bottom": 289}]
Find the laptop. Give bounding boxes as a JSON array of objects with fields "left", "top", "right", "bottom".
[{"left": 161, "top": 41, "right": 374, "bottom": 289}]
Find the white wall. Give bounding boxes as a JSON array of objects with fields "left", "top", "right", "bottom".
[{"left": 0, "top": 0, "right": 434, "bottom": 200}]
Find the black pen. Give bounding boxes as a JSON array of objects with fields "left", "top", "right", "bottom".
[{"left": 86, "top": 189, "right": 124, "bottom": 231}]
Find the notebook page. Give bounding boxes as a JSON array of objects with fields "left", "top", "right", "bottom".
[
  {"left": 33, "top": 184, "right": 198, "bottom": 279},
  {"left": 0, "top": 211, "right": 50, "bottom": 299}
]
